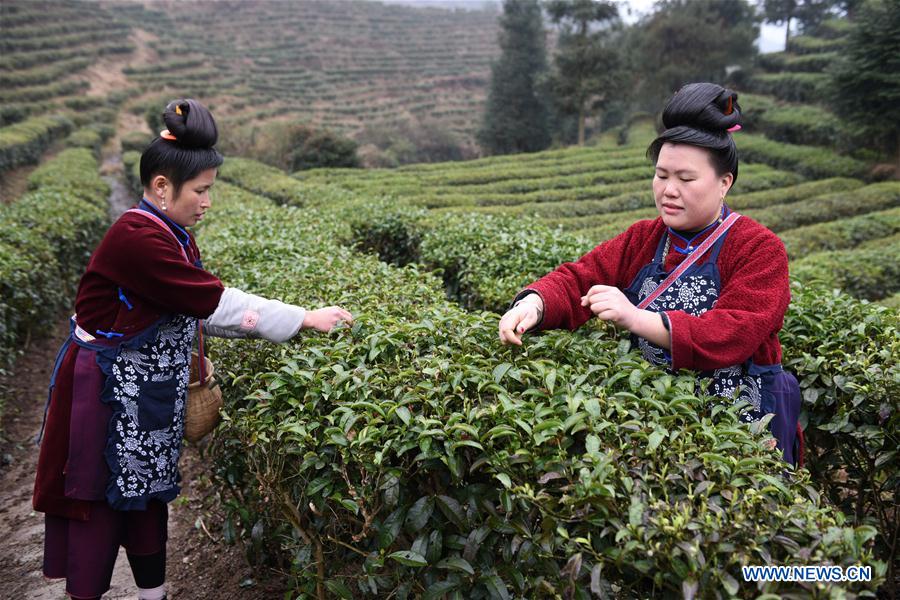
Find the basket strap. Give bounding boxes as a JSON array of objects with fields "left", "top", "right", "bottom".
[
  {"left": 637, "top": 212, "right": 741, "bottom": 310},
  {"left": 197, "top": 320, "right": 206, "bottom": 383}
]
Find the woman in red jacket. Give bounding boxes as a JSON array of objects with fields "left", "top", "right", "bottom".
[
  {"left": 33, "top": 99, "right": 352, "bottom": 600},
  {"left": 498, "top": 82, "right": 801, "bottom": 465}
]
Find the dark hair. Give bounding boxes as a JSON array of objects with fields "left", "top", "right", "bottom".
[
  {"left": 647, "top": 83, "right": 742, "bottom": 183},
  {"left": 139, "top": 99, "right": 224, "bottom": 195}
]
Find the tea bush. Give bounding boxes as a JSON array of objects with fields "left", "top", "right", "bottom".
[
  {"left": 780, "top": 207, "right": 900, "bottom": 259},
  {"left": 120, "top": 131, "right": 153, "bottom": 154},
  {"left": 728, "top": 178, "right": 862, "bottom": 211},
  {"left": 0, "top": 149, "right": 108, "bottom": 374},
  {"left": 197, "top": 183, "right": 885, "bottom": 599},
  {"left": 787, "top": 35, "right": 845, "bottom": 54},
  {"left": 64, "top": 126, "right": 111, "bottom": 159},
  {"left": 0, "top": 114, "right": 73, "bottom": 173},
  {"left": 756, "top": 51, "right": 839, "bottom": 73},
  {"left": 219, "top": 157, "right": 350, "bottom": 207},
  {"left": 780, "top": 282, "right": 899, "bottom": 580},
  {"left": 738, "top": 134, "right": 870, "bottom": 180},
  {"left": 122, "top": 151, "right": 142, "bottom": 195},
  {"left": 789, "top": 234, "right": 900, "bottom": 300},
  {"left": 746, "top": 73, "right": 829, "bottom": 103},
  {"left": 746, "top": 182, "right": 900, "bottom": 232},
  {"left": 0, "top": 57, "right": 91, "bottom": 88}
]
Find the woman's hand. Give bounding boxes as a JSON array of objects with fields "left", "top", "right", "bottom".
[
  {"left": 498, "top": 295, "right": 543, "bottom": 346},
  {"left": 581, "top": 285, "right": 671, "bottom": 349},
  {"left": 303, "top": 306, "right": 354, "bottom": 332},
  {"left": 580, "top": 285, "right": 639, "bottom": 329}
]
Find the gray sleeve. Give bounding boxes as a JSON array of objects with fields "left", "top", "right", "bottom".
[{"left": 202, "top": 287, "right": 306, "bottom": 343}]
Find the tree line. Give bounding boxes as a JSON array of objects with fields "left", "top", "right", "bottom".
[{"left": 478, "top": 0, "right": 900, "bottom": 172}]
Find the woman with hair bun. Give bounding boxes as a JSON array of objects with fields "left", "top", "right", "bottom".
[
  {"left": 499, "top": 82, "right": 802, "bottom": 466},
  {"left": 32, "top": 99, "right": 353, "bottom": 600}
]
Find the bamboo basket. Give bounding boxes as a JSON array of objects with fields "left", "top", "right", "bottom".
[{"left": 184, "top": 350, "right": 222, "bottom": 442}]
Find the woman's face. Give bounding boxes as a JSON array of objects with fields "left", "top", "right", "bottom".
[
  {"left": 167, "top": 168, "right": 217, "bottom": 228},
  {"left": 652, "top": 143, "right": 733, "bottom": 231}
]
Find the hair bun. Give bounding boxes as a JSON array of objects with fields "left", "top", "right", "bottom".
[
  {"left": 661, "top": 82, "right": 741, "bottom": 134},
  {"left": 162, "top": 99, "right": 218, "bottom": 148}
]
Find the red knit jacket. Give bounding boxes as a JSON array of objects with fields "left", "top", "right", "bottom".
[{"left": 524, "top": 215, "right": 791, "bottom": 371}]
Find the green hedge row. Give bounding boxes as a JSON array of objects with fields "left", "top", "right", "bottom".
[
  {"left": 878, "top": 293, "right": 900, "bottom": 310},
  {"left": 728, "top": 178, "right": 862, "bottom": 210},
  {"left": 0, "top": 103, "right": 35, "bottom": 128},
  {"left": 0, "top": 26, "right": 130, "bottom": 53},
  {"left": 0, "top": 80, "right": 90, "bottom": 105},
  {"left": 0, "top": 57, "right": 92, "bottom": 88},
  {"left": 195, "top": 179, "right": 885, "bottom": 598},
  {"left": 64, "top": 124, "right": 115, "bottom": 159},
  {"left": 410, "top": 180, "right": 650, "bottom": 209},
  {"left": 751, "top": 104, "right": 843, "bottom": 148},
  {"left": 544, "top": 186, "right": 884, "bottom": 245},
  {"left": 747, "top": 181, "right": 900, "bottom": 232},
  {"left": 787, "top": 34, "right": 846, "bottom": 54},
  {"left": 459, "top": 171, "right": 822, "bottom": 228},
  {"left": 120, "top": 131, "right": 153, "bottom": 154},
  {"left": 756, "top": 51, "right": 839, "bottom": 74},
  {"left": 301, "top": 162, "right": 800, "bottom": 212},
  {"left": 789, "top": 233, "right": 900, "bottom": 301},
  {"left": 779, "top": 281, "right": 898, "bottom": 589},
  {"left": 122, "top": 150, "right": 143, "bottom": 197},
  {"left": 746, "top": 73, "right": 830, "bottom": 103},
  {"left": 0, "top": 148, "right": 109, "bottom": 374},
  {"left": 218, "top": 157, "right": 347, "bottom": 207},
  {"left": 0, "top": 39, "right": 133, "bottom": 71},
  {"left": 0, "top": 47, "right": 72, "bottom": 70},
  {"left": 0, "top": 114, "right": 73, "bottom": 173},
  {"left": 738, "top": 133, "right": 870, "bottom": 180},
  {"left": 779, "top": 207, "right": 900, "bottom": 259}
]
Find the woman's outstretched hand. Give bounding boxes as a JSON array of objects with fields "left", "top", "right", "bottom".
[
  {"left": 303, "top": 306, "right": 354, "bottom": 332},
  {"left": 498, "top": 296, "right": 543, "bottom": 346}
]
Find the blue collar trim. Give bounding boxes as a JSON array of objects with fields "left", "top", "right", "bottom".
[
  {"left": 139, "top": 198, "right": 190, "bottom": 248},
  {"left": 668, "top": 205, "right": 730, "bottom": 254}
]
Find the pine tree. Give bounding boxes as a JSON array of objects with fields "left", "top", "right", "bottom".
[
  {"left": 829, "top": 0, "right": 900, "bottom": 172},
  {"left": 544, "top": 0, "right": 624, "bottom": 146},
  {"left": 761, "top": 0, "right": 834, "bottom": 47},
  {"left": 477, "top": 0, "right": 551, "bottom": 155},
  {"left": 631, "top": 0, "right": 758, "bottom": 112}
]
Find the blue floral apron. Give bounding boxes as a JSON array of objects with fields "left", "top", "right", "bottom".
[
  {"left": 623, "top": 227, "right": 802, "bottom": 464},
  {"left": 78, "top": 314, "right": 195, "bottom": 510}
]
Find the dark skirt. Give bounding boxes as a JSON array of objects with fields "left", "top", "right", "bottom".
[{"left": 43, "top": 499, "right": 168, "bottom": 598}]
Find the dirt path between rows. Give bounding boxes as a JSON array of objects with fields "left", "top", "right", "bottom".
[{"left": 0, "top": 149, "right": 286, "bottom": 599}]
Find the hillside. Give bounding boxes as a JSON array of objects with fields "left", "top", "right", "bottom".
[{"left": 110, "top": 0, "right": 499, "bottom": 150}]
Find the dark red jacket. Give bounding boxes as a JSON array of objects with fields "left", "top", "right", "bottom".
[
  {"left": 34, "top": 207, "right": 224, "bottom": 519},
  {"left": 524, "top": 215, "right": 791, "bottom": 371}
]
